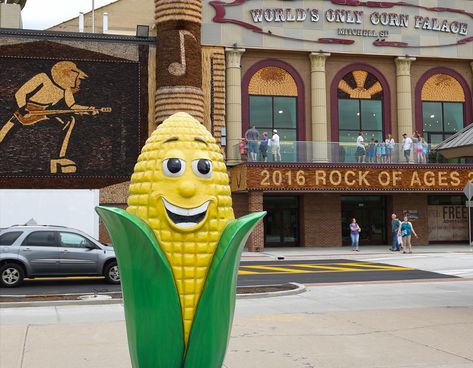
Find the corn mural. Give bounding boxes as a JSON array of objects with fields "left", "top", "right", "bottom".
[{"left": 97, "top": 112, "right": 265, "bottom": 368}]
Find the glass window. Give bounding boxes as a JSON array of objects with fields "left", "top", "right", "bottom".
[
  {"left": 443, "top": 103, "right": 463, "bottom": 134},
  {"left": 361, "top": 100, "right": 382, "bottom": 131},
  {"left": 59, "top": 232, "right": 93, "bottom": 249},
  {"left": 423, "top": 102, "right": 443, "bottom": 132},
  {"left": 428, "top": 195, "right": 466, "bottom": 205},
  {"left": 249, "top": 96, "right": 272, "bottom": 126},
  {"left": 338, "top": 100, "right": 359, "bottom": 130},
  {"left": 423, "top": 102, "right": 464, "bottom": 143},
  {"left": 22, "top": 231, "right": 57, "bottom": 247},
  {"left": 0, "top": 231, "right": 22, "bottom": 245},
  {"left": 274, "top": 97, "right": 296, "bottom": 128}
]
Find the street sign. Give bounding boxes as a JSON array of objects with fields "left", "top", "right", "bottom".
[{"left": 464, "top": 181, "right": 473, "bottom": 200}]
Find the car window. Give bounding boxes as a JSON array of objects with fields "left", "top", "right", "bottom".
[
  {"left": 0, "top": 231, "right": 23, "bottom": 245},
  {"left": 59, "top": 232, "right": 94, "bottom": 249},
  {"left": 22, "top": 231, "right": 57, "bottom": 247}
]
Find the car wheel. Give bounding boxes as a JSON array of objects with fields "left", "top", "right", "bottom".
[
  {"left": 104, "top": 261, "right": 120, "bottom": 284},
  {"left": 0, "top": 263, "right": 24, "bottom": 288}
]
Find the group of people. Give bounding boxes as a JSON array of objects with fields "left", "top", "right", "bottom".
[
  {"left": 349, "top": 214, "right": 418, "bottom": 253},
  {"left": 356, "top": 131, "right": 429, "bottom": 164},
  {"left": 240, "top": 125, "right": 281, "bottom": 162}
]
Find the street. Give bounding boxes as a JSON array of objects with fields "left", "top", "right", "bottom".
[{"left": 0, "top": 255, "right": 460, "bottom": 296}]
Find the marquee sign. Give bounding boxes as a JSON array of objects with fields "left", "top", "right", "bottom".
[
  {"left": 230, "top": 164, "right": 473, "bottom": 192},
  {"left": 202, "top": 0, "right": 473, "bottom": 58}
]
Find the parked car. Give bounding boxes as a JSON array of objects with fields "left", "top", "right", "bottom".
[{"left": 0, "top": 225, "right": 119, "bottom": 287}]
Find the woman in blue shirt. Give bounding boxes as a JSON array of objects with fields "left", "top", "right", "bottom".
[
  {"left": 349, "top": 218, "right": 361, "bottom": 251},
  {"left": 398, "top": 215, "right": 418, "bottom": 253}
]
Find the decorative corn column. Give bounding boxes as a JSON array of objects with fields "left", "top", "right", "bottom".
[
  {"left": 395, "top": 56, "right": 416, "bottom": 139},
  {"left": 310, "top": 52, "right": 330, "bottom": 162},
  {"left": 225, "top": 47, "right": 245, "bottom": 164},
  {"left": 155, "top": 0, "right": 204, "bottom": 124}
]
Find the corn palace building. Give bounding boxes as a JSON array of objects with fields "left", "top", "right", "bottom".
[{"left": 0, "top": 0, "right": 472, "bottom": 250}]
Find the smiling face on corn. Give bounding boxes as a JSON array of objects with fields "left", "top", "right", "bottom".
[{"left": 127, "top": 112, "right": 234, "bottom": 343}]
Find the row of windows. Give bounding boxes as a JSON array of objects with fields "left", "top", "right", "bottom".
[
  {"left": 0, "top": 231, "right": 95, "bottom": 248},
  {"left": 246, "top": 64, "right": 469, "bottom": 145}
]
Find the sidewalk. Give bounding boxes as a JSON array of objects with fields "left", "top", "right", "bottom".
[{"left": 2, "top": 247, "right": 473, "bottom": 368}]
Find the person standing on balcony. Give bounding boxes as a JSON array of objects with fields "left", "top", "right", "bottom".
[
  {"left": 259, "top": 132, "right": 269, "bottom": 162},
  {"left": 245, "top": 125, "right": 260, "bottom": 161},
  {"left": 271, "top": 129, "right": 281, "bottom": 162},
  {"left": 413, "top": 131, "right": 421, "bottom": 163},
  {"left": 385, "top": 134, "right": 395, "bottom": 163},
  {"left": 402, "top": 133, "right": 412, "bottom": 163},
  {"left": 367, "top": 138, "right": 376, "bottom": 163},
  {"left": 356, "top": 131, "right": 366, "bottom": 163},
  {"left": 420, "top": 136, "right": 428, "bottom": 163}
]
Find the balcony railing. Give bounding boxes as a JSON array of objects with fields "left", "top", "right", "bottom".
[{"left": 231, "top": 141, "right": 472, "bottom": 164}]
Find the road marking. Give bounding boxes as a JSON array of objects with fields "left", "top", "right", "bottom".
[
  {"left": 240, "top": 265, "right": 312, "bottom": 273},
  {"left": 292, "top": 264, "right": 358, "bottom": 272},
  {"left": 238, "top": 270, "right": 260, "bottom": 275},
  {"left": 336, "top": 263, "right": 413, "bottom": 270}
]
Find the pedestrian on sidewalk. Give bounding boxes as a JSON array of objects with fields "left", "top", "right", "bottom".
[
  {"left": 349, "top": 218, "right": 361, "bottom": 251},
  {"left": 390, "top": 213, "right": 401, "bottom": 251},
  {"left": 398, "top": 215, "right": 418, "bottom": 254}
]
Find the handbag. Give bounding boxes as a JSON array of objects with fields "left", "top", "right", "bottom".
[{"left": 397, "top": 235, "right": 403, "bottom": 245}]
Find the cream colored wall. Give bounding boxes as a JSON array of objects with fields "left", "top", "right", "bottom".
[{"left": 48, "top": 0, "right": 154, "bottom": 35}]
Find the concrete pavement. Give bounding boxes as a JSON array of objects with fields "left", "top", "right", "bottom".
[{"left": 2, "top": 246, "right": 473, "bottom": 368}]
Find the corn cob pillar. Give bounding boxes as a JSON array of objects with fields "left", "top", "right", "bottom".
[{"left": 155, "top": 0, "right": 204, "bottom": 124}]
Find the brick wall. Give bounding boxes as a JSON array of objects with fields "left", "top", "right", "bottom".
[
  {"left": 231, "top": 193, "right": 249, "bottom": 219},
  {"left": 392, "top": 194, "right": 429, "bottom": 246},
  {"left": 302, "top": 194, "right": 342, "bottom": 247},
  {"left": 247, "top": 191, "right": 264, "bottom": 251}
]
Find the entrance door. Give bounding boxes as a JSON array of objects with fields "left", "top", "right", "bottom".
[
  {"left": 264, "top": 196, "right": 299, "bottom": 247},
  {"left": 341, "top": 196, "right": 386, "bottom": 245}
]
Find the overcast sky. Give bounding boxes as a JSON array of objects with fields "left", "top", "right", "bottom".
[{"left": 22, "top": 0, "right": 117, "bottom": 30}]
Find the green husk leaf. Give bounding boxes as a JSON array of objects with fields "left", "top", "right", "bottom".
[
  {"left": 96, "top": 206, "right": 184, "bottom": 368},
  {"left": 184, "top": 211, "right": 266, "bottom": 368}
]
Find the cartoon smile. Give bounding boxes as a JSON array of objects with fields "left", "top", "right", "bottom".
[{"left": 162, "top": 198, "right": 210, "bottom": 229}]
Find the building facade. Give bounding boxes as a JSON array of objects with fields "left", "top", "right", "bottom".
[
  {"left": 1, "top": 0, "right": 472, "bottom": 249},
  {"left": 201, "top": 0, "right": 473, "bottom": 250}
]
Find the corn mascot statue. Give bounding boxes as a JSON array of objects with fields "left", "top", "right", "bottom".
[{"left": 97, "top": 112, "right": 265, "bottom": 368}]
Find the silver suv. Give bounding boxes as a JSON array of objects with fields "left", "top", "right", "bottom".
[{"left": 0, "top": 225, "right": 119, "bottom": 287}]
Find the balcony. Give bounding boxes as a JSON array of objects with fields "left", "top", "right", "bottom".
[{"left": 230, "top": 141, "right": 472, "bottom": 165}]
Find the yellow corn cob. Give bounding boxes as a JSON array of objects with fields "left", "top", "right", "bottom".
[{"left": 127, "top": 112, "right": 234, "bottom": 344}]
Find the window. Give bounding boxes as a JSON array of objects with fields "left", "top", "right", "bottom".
[
  {"left": 0, "top": 231, "right": 22, "bottom": 245},
  {"left": 421, "top": 73, "right": 466, "bottom": 145},
  {"left": 22, "top": 231, "right": 57, "bottom": 247},
  {"left": 428, "top": 195, "right": 466, "bottom": 205},
  {"left": 247, "top": 65, "right": 300, "bottom": 161},
  {"left": 337, "top": 70, "right": 384, "bottom": 143},
  {"left": 59, "top": 232, "right": 94, "bottom": 249}
]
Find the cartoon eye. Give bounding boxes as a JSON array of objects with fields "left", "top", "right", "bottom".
[
  {"left": 162, "top": 158, "right": 186, "bottom": 177},
  {"left": 192, "top": 159, "right": 212, "bottom": 178}
]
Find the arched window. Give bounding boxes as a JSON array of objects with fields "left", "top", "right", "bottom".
[
  {"left": 242, "top": 60, "right": 305, "bottom": 161},
  {"left": 418, "top": 72, "right": 469, "bottom": 144},
  {"left": 337, "top": 69, "right": 384, "bottom": 143}
]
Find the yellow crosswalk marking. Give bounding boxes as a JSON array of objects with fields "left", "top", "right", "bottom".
[
  {"left": 336, "top": 263, "right": 413, "bottom": 270},
  {"left": 240, "top": 265, "right": 312, "bottom": 273},
  {"left": 292, "top": 264, "right": 358, "bottom": 272},
  {"left": 237, "top": 270, "right": 260, "bottom": 275}
]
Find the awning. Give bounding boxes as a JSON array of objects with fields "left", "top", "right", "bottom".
[{"left": 433, "top": 124, "right": 473, "bottom": 159}]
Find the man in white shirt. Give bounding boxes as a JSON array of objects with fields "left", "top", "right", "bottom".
[
  {"left": 356, "top": 131, "right": 365, "bottom": 163},
  {"left": 271, "top": 129, "right": 281, "bottom": 162},
  {"left": 402, "top": 133, "right": 412, "bottom": 163}
]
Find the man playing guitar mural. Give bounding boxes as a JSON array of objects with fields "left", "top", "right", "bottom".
[{"left": 0, "top": 61, "right": 111, "bottom": 174}]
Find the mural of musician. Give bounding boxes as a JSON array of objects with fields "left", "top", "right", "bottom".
[{"left": 0, "top": 61, "right": 111, "bottom": 174}]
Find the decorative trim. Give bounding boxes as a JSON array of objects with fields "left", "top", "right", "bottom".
[
  {"left": 414, "top": 67, "right": 473, "bottom": 134},
  {"left": 330, "top": 63, "right": 392, "bottom": 141},
  {"left": 242, "top": 59, "right": 306, "bottom": 141}
]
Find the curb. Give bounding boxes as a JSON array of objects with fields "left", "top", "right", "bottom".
[
  {"left": 236, "top": 282, "right": 306, "bottom": 299},
  {"left": 0, "top": 283, "right": 306, "bottom": 308}
]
